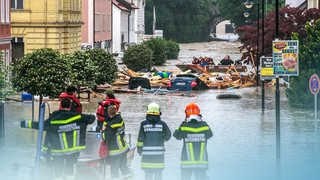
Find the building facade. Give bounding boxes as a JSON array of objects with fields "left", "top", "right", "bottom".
[
  {"left": 112, "top": 0, "right": 139, "bottom": 53},
  {"left": 81, "top": 0, "right": 112, "bottom": 51},
  {"left": 130, "top": 0, "right": 145, "bottom": 44},
  {"left": 308, "top": 0, "right": 320, "bottom": 8},
  {"left": 11, "top": 0, "right": 82, "bottom": 57},
  {"left": 0, "top": 0, "right": 11, "bottom": 65}
]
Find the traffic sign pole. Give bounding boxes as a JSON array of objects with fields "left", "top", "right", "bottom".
[{"left": 315, "top": 95, "right": 317, "bottom": 120}]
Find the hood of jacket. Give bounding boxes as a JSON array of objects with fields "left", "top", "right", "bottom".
[{"left": 146, "top": 114, "right": 161, "bottom": 124}]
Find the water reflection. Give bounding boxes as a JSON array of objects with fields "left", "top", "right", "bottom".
[{"left": 1, "top": 86, "right": 320, "bottom": 180}]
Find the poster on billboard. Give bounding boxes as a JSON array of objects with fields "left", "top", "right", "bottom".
[
  {"left": 272, "top": 40, "right": 299, "bottom": 76},
  {"left": 260, "top": 56, "right": 274, "bottom": 80}
]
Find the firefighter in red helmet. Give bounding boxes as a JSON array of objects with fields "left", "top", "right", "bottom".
[
  {"left": 174, "top": 102, "right": 213, "bottom": 180},
  {"left": 59, "top": 86, "right": 82, "bottom": 113}
]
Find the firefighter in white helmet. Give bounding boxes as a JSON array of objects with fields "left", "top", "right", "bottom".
[{"left": 137, "top": 102, "right": 171, "bottom": 180}]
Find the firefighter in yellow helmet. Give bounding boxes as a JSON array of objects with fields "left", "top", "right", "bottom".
[
  {"left": 173, "top": 102, "right": 213, "bottom": 180},
  {"left": 137, "top": 102, "right": 171, "bottom": 180}
]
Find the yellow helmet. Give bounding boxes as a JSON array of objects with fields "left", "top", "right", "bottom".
[{"left": 147, "top": 102, "right": 161, "bottom": 115}]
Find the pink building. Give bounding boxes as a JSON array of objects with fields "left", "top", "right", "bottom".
[
  {"left": 81, "top": 0, "right": 112, "bottom": 51},
  {"left": 0, "top": 0, "right": 11, "bottom": 65}
]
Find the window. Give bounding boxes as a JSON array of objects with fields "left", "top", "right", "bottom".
[{"left": 11, "top": 0, "right": 23, "bottom": 9}]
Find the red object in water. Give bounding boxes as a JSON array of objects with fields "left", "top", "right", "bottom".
[
  {"left": 167, "top": 81, "right": 172, "bottom": 88},
  {"left": 98, "top": 141, "right": 109, "bottom": 158},
  {"left": 191, "top": 81, "right": 197, "bottom": 88}
]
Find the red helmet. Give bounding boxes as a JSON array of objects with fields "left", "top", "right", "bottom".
[{"left": 185, "top": 102, "right": 200, "bottom": 117}]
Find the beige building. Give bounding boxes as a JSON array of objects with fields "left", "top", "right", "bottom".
[
  {"left": 308, "top": 0, "right": 320, "bottom": 8},
  {"left": 11, "top": 0, "right": 82, "bottom": 55}
]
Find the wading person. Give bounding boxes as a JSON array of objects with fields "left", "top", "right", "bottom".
[
  {"left": 96, "top": 90, "right": 121, "bottom": 132},
  {"left": 102, "top": 105, "right": 131, "bottom": 179},
  {"left": 173, "top": 102, "right": 213, "bottom": 180},
  {"left": 20, "top": 98, "right": 95, "bottom": 180},
  {"left": 137, "top": 102, "right": 171, "bottom": 180},
  {"left": 59, "top": 86, "right": 82, "bottom": 113}
]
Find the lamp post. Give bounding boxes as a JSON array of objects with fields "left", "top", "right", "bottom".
[
  {"left": 275, "top": 0, "right": 280, "bottom": 162},
  {"left": 243, "top": 0, "right": 259, "bottom": 87}
]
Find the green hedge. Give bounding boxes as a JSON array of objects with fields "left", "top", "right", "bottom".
[
  {"left": 123, "top": 44, "right": 153, "bottom": 71},
  {"left": 143, "top": 38, "right": 167, "bottom": 65},
  {"left": 165, "top": 40, "right": 180, "bottom": 59}
]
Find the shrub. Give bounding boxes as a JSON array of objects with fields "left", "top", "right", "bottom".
[
  {"left": 123, "top": 44, "right": 153, "bottom": 71},
  {"left": 286, "top": 20, "right": 320, "bottom": 108},
  {"left": 165, "top": 40, "right": 180, "bottom": 59},
  {"left": 143, "top": 38, "right": 167, "bottom": 65},
  {"left": 12, "top": 48, "right": 69, "bottom": 98},
  {"left": 65, "top": 50, "right": 98, "bottom": 88},
  {"left": 89, "top": 49, "right": 118, "bottom": 85}
]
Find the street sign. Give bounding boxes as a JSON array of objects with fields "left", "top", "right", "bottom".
[
  {"left": 272, "top": 40, "right": 299, "bottom": 76},
  {"left": 260, "top": 56, "right": 274, "bottom": 80},
  {"left": 309, "top": 74, "right": 319, "bottom": 120},
  {"left": 309, "top": 74, "right": 320, "bottom": 95}
]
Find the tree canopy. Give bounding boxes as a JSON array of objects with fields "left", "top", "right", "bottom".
[
  {"left": 286, "top": 20, "right": 320, "bottom": 108},
  {"left": 145, "top": 0, "right": 217, "bottom": 42},
  {"left": 12, "top": 48, "right": 69, "bottom": 98}
]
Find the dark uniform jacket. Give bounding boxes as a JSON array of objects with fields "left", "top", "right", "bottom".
[
  {"left": 102, "top": 113, "right": 129, "bottom": 156},
  {"left": 174, "top": 119, "right": 212, "bottom": 169},
  {"left": 137, "top": 115, "right": 171, "bottom": 169},
  {"left": 22, "top": 110, "right": 95, "bottom": 156}
]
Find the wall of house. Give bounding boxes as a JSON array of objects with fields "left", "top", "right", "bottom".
[
  {"left": 308, "top": 0, "right": 319, "bottom": 8},
  {"left": 0, "top": 0, "right": 11, "bottom": 65},
  {"left": 112, "top": 5, "right": 122, "bottom": 53},
  {"left": 121, "top": 11, "right": 129, "bottom": 46},
  {"left": 95, "top": 0, "right": 112, "bottom": 43},
  {"left": 11, "top": 0, "right": 82, "bottom": 54}
]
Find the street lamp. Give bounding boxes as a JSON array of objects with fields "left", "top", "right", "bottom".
[
  {"left": 243, "top": 0, "right": 260, "bottom": 87},
  {"left": 243, "top": 11, "right": 250, "bottom": 18},
  {"left": 244, "top": 0, "right": 254, "bottom": 9}
]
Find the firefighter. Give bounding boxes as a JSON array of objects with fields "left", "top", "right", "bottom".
[
  {"left": 59, "top": 86, "right": 82, "bottom": 113},
  {"left": 137, "top": 102, "right": 171, "bottom": 180},
  {"left": 20, "top": 98, "right": 95, "bottom": 180},
  {"left": 102, "top": 105, "right": 131, "bottom": 179},
  {"left": 96, "top": 90, "right": 121, "bottom": 132},
  {"left": 173, "top": 102, "right": 213, "bottom": 180}
]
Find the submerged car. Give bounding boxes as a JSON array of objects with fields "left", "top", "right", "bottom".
[{"left": 167, "top": 74, "right": 209, "bottom": 91}]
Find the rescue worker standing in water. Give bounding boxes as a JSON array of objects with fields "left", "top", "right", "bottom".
[
  {"left": 59, "top": 86, "right": 82, "bottom": 113},
  {"left": 137, "top": 103, "right": 171, "bottom": 180},
  {"left": 173, "top": 102, "right": 213, "bottom": 180},
  {"left": 96, "top": 90, "right": 121, "bottom": 132},
  {"left": 20, "top": 98, "right": 95, "bottom": 180},
  {"left": 102, "top": 105, "right": 131, "bottom": 179}
]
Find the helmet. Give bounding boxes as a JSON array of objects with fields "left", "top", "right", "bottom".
[
  {"left": 147, "top": 103, "right": 161, "bottom": 115},
  {"left": 185, "top": 102, "right": 200, "bottom": 117}
]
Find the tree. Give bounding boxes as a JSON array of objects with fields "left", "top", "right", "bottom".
[
  {"left": 88, "top": 49, "right": 118, "bottom": 85},
  {"left": 145, "top": 0, "right": 217, "bottom": 42},
  {"left": 0, "top": 52, "right": 13, "bottom": 100},
  {"left": 217, "top": 0, "right": 285, "bottom": 27},
  {"left": 286, "top": 20, "right": 320, "bottom": 108},
  {"left": 237, "top": 7, "right": 320, "bottom": 59},
  {"left": 0, "top": 52, "right": 6, "bottom": 100},
  {"left": 65, "top": 50, "right": 98, "bottom": 88},
  {"left": 123, "top": 44, "right": 153, "bottom": 71},
  {"left": 12, "top": 48, "right": 69, "bottom": 99},
  {"left": 143, "top": 38, "right": 167, "bottom": 65}
]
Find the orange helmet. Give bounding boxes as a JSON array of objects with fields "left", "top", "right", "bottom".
[{"left": 185, "top": 102, "right": 200, "bottom": 117}]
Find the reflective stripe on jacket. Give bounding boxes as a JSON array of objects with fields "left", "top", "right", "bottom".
[
  {"left": 173, "top": 119, "right": 213, "bottom": 169},
  {"left": 26, "top": 110, "right": 95, "bottom": 156},
  {"left": 137, "top": 115, "right": 171, "bottom": 169},
  {"left": 102, "top": 113, "right": 129, "bottom": 156}
]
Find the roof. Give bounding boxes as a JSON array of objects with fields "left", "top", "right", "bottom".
[{"left": 112, "top": 0, "right": 139, "bottom": 12}]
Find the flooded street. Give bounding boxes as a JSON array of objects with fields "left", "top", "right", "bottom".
[{"left": 1, "top": 41, "right": 320, "bottom": 180}]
